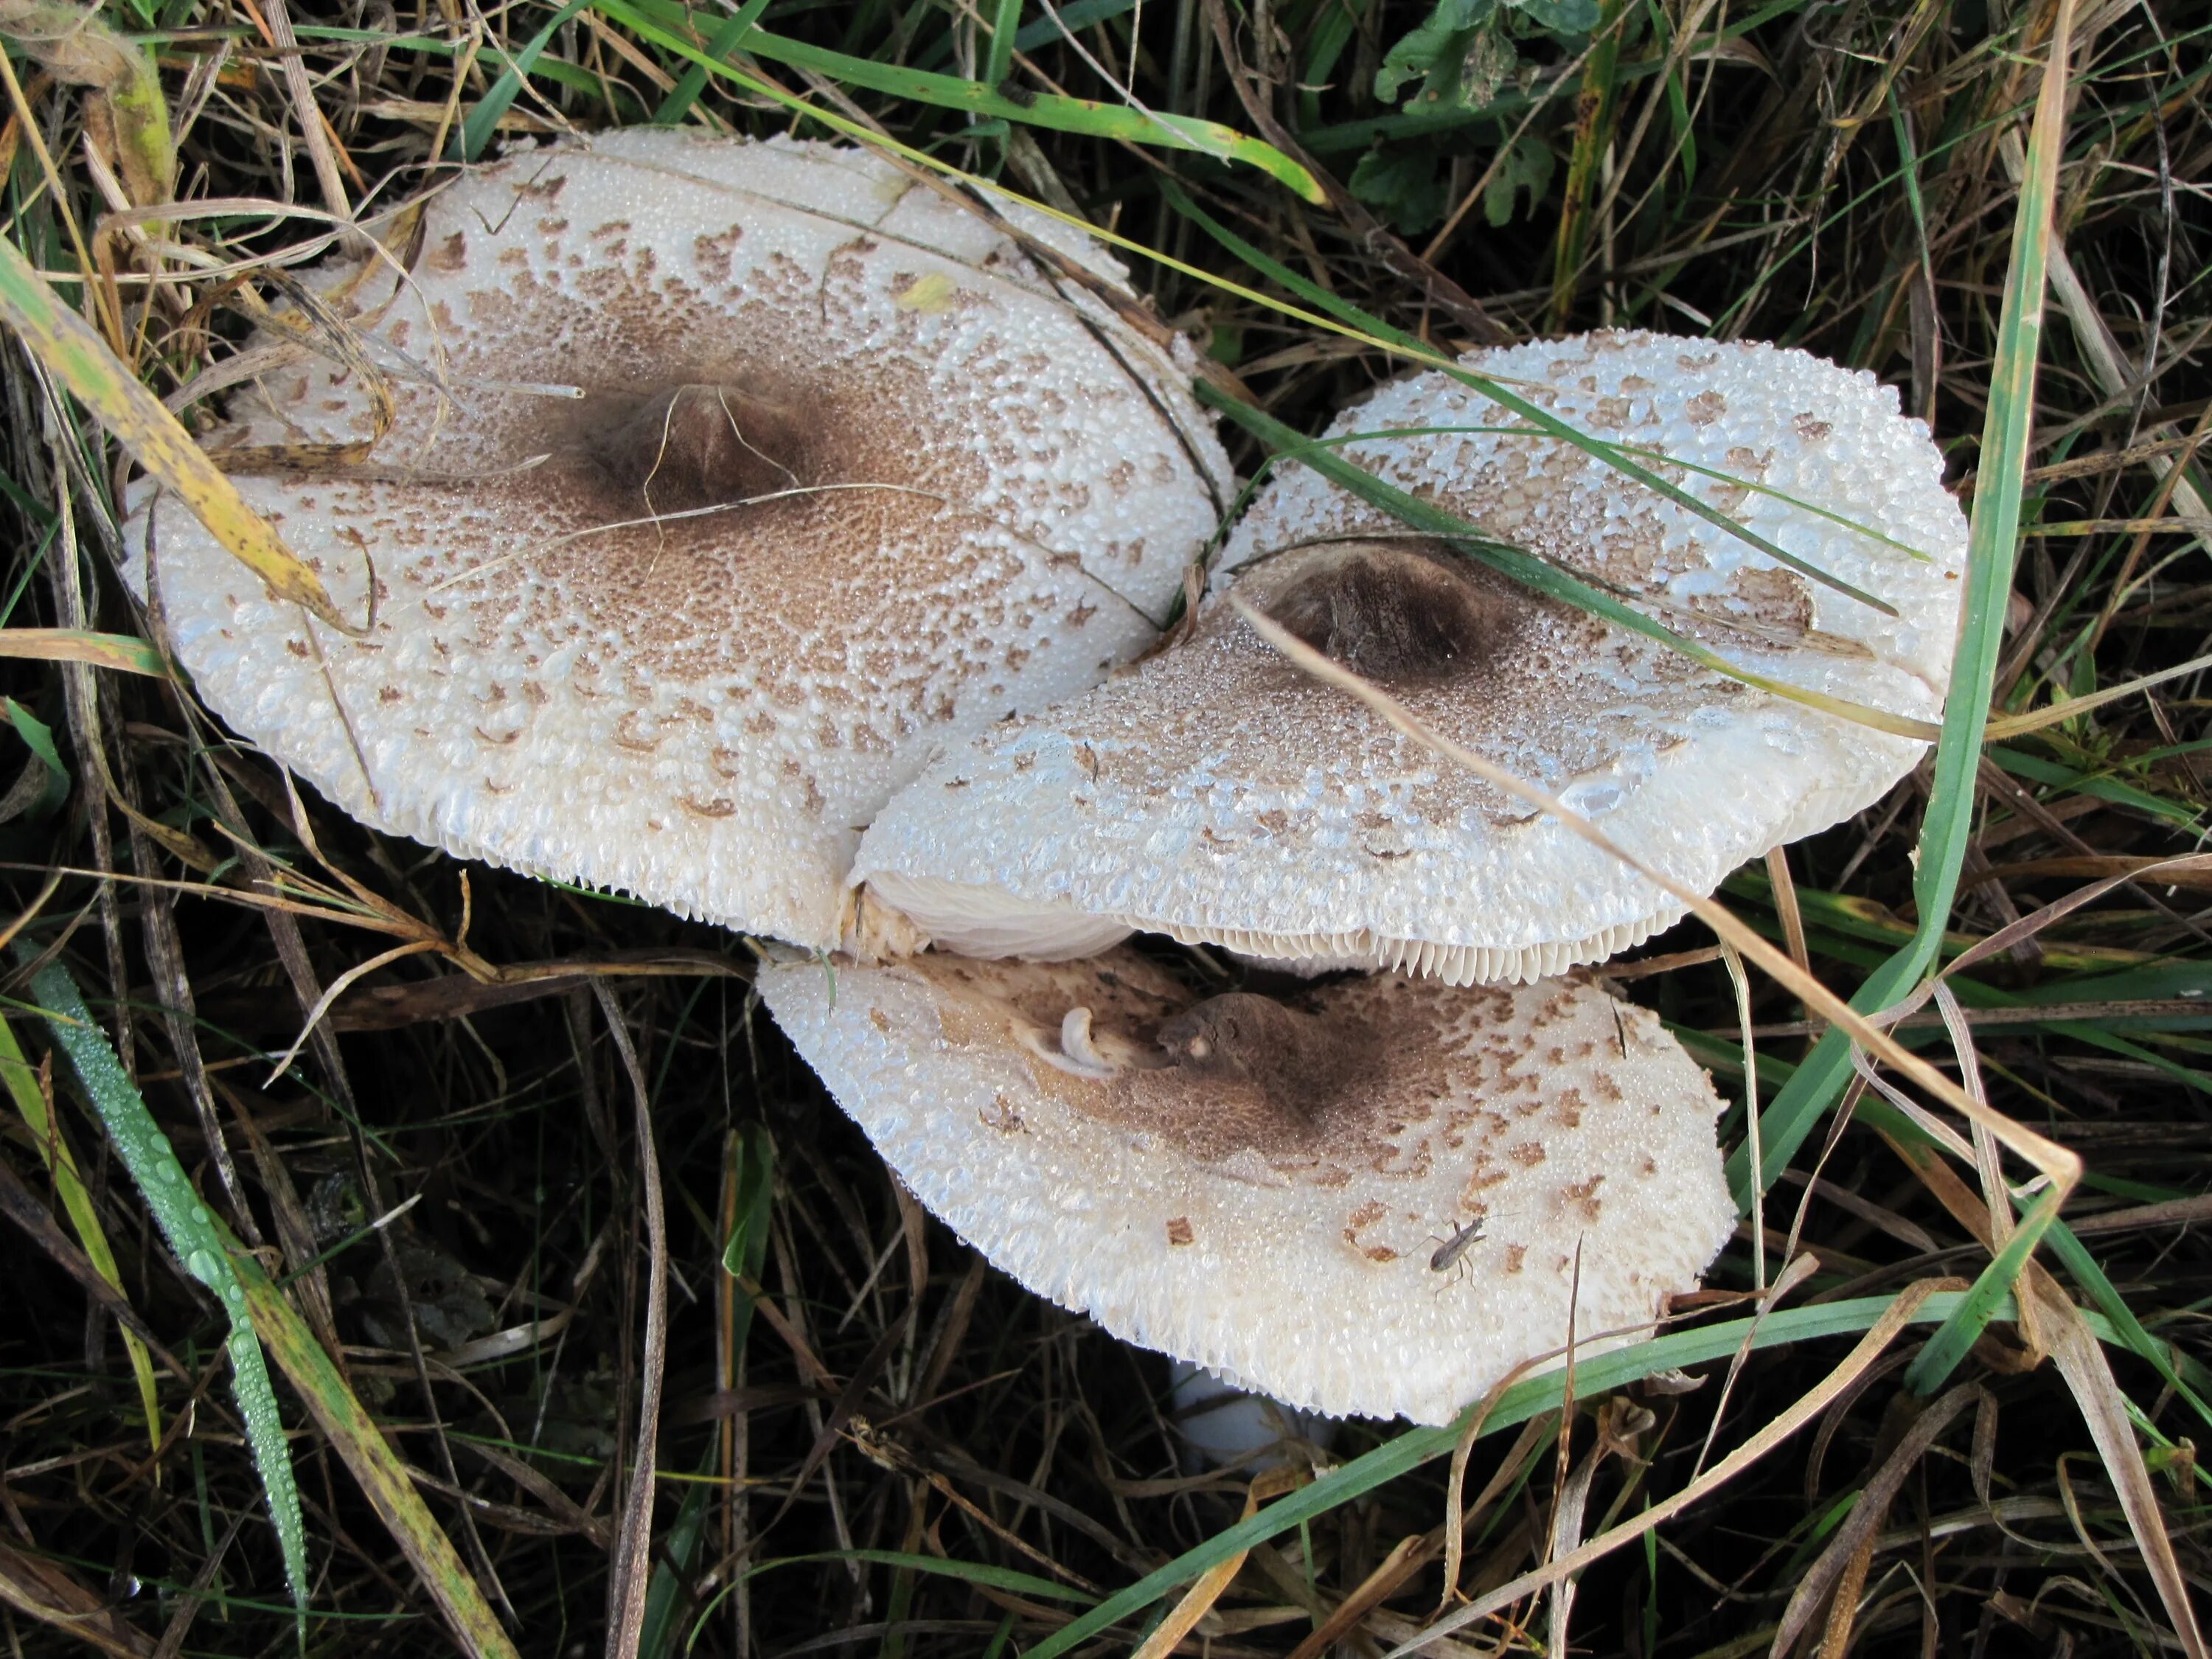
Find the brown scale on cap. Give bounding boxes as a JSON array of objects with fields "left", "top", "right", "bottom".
[
  {"left": 588, "top": 383, "right": 810, "bottom": 513},
  {"left": 1261, "top": 539, "right": 1517, "bottom": 684}
]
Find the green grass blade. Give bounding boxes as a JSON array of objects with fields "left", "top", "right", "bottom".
[
  {"left": 720, "top": 1121, "right": 775, "bottom": 1357},
  {"left": 1024, "top": 1290, "right": 2035, "bottom": 1659},
  {"left": 981, "top": 0, "right": 1023, "bottom": 90},
  {"left": 229, "top": 1230, "right": 523, "bottom": 1658},
  {"left": 1160, "top": 181, "right": 1899, "bottom": 613},
  {"left": 19, "top": 951, "right": 310, "bottom": 1627},
  {"left": 459, "top": 0, "right": 594, "bottom": 161},
  {"left": 1902, "top": 1186, "right": 2067, "bottom": 1394},
  {"left": 588, "top": 0, "right": 1325, "bottom": 201},
  {"left": 0, "top": 1011, "right": 161, "bottom": 1457},
  {"left": 653, "top": 0, "right": 771, "bottom": 126},
  {"left": 750, "top": 1550, "right": 1090, "bottom": 1604},
  {"left": 1724, "top": 0, "right": 2071, "bottom": 1205},
  {"left": 1199, "top": 386, "right": 1936, "bottom": 740},
  {"left": 2039, "top": 1209, "right": 2212, "bottom": 1430}
]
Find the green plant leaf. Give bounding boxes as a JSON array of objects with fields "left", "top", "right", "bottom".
[{"left": 1374, "top": 0, "right": 1495, "bottom": 104}]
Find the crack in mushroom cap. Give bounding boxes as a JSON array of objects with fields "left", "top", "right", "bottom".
[
  {"left": 851, "top": 330, "right": 1967, "bottom": 981},
  {"left": 759, "top": 947, "right": 1733, "bottom": 1425},
  {"left": 122, "top": 130, "right": 1230, "bottom": 948}
]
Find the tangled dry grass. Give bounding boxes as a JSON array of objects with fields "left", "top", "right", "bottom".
[{"left": 0, "top": 0, "right": 2208, "bottom": 1655}]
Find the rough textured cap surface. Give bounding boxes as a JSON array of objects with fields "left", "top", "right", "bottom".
[
  {"left": 759, "top": 948, "right": 1733, "bottom": 1424},
  {"left": 125, "top": 130, "right": 1228, "bottom": 947},
  {"left": 853, "top": 330, "right": 1966, "bottom": 981}
]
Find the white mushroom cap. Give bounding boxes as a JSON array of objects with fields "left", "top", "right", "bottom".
[
  {"left": 757, "top": 947, "right": 1733, "bottom": 1425},
  {"left": 852, "top": 330, "right": 1966, "bottom": 982},
  {"left": 125, "top": 131, "right": 1228, "bottom": 948}
]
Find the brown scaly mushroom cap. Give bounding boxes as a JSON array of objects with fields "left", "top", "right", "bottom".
[
  {"left": 850, "top": 330, "right": 1966, "bottom": 982},
  {"left": 759, "top": 947, "right": 1733, "bottom": 1425},
  {"left": 124, "top": 131, "right": 1229, "bottom": 948}
]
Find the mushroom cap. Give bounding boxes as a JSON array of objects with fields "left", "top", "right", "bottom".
[
  {"left": 125, "top": 130, "right": 1228, "bottom": 948},
  {"left": 758, "top": 947, "right": 1733, "bottom": 1425},
  {"left": 852, "top": 330, "right": 1966, "bottom": 981}
]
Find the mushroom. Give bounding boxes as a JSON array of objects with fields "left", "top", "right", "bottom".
[
  {"left": 757, "top": 947, "right": 1733, "bottom": 1425},
  {"left": 124, "top": 130, "right": 1230, "bottom": 948},
  {"left": 850, "top": 330, "right": 1966, "bottom": 982}
]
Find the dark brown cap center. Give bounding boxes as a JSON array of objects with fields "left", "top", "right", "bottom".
[
  {"left": 586, "top": 383, "right": 810, "bottom": 515},
  {"left": 1262, "top": 540, "right": 1514, "bottom": 684}
]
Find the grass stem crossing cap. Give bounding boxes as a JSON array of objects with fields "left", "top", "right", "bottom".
[
  {"left": 851, "top": 330, "right": 1967, "bottom": 981},
  {"left": 759, "top": 949, "right": 1733, "bottom": 1425},
  {"left": 124, "top": 130, "right": 1229, "bottom": 948}
]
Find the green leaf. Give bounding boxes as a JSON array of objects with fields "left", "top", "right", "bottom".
[
  {"left": 1374, "top": 0, "right": 1492, "bottom": 104},
  {"left": 1, "top": 696, "right": 69, "bottom": 819},
  {"left": 1484, "top": 131, "right": 1557, "bottom": 226},
  {"left": 1347, "top": 147, "right": 1450, "bottom": 234},
  {"left": 1513, "top": 0, "right": 1601, "bottom": 31}
]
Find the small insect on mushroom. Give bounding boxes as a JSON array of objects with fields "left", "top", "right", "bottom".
[{"left": 1428, "top": 1214, "right": 1486, "bottom": 1287}]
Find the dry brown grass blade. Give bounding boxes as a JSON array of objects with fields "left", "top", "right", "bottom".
[
  {"left": 595, "top": 981, "right": 671, "bottom": 1659},
  {"left": 1383, "top": 1279, "right": 1964, "bottom": 1655},
  {"left": 1770, "top": 1383, "right": 1978, "bottom": 1658},
  {"left": 1131, "top": 1464, "right": 1306, "bottom": 1659},
  {"left": 2040, "top": 1289, "right": 2207, "bottom": 1659},
  {"left": 1284, "top": 1534, "right": 1427, "bottom": 1659},
  {"left": 0, "top": 1537, "right": 156, "bottom": 1658},
  {"left": 1439, "top": 1408, "right": 1555, "bottom": 1613},
  {"left": 1877, "top": 1130, "right": 2208, "bottom": 1658},
  {"left": 1983, "top": 647, "right": 2212, "bottom": 737}
]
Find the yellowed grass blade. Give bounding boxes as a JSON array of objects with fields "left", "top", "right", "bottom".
[
  {"left": 1383, "top": 1279, "right": 1961, "bottom": 1655},
  {"left": 0, "top": 1014, "right": 161, "bottom": 1459},
  {"left": 233, "top": 1246, "right": 522, "bottom": 1659},
  {"left": 0, "top": 232, "right": 354, "bottom": 631},
  {"left": 1983, "top": 647, "right": 2212, "bottom": 738},
  {"left": 0, "top": 627, "right": 162, "bottom": 676},
  {"left": 1132, "top": 1466, "right": 1305, "bottom": 1659}
]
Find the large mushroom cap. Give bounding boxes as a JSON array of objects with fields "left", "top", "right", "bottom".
[
  {"left": 851, "top": 330, "right": 1967, "bottom": 981},
  {"left": 126, "top": 130, "right": 1229, "bottom": 948},
  {"left": 759, "top": 947, "right": 1733, "bottom": 1425}
]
